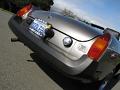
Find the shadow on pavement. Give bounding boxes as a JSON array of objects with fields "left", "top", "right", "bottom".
[{"left": 28, "top": 53, "right": 100, "bottom": 90}]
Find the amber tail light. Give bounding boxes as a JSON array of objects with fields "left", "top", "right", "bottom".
[
  {"left": 87, "top": 33, "right": 111, "bottom": 62},
  {"left": 17, "top": 4, "right": 32, "bottom": 17}
]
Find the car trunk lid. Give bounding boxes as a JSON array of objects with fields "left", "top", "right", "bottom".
[{"left": 29, "top": 10, "right": 102, "bottom": 41}]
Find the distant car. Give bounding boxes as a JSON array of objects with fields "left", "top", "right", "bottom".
[{"left": 8, "top": 4, "right": 120, "bottom": 83}]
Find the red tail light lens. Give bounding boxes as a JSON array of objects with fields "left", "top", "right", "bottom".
[
  {"left": 87, "top": 33, "right": 111, "bottom": 61},
  {"left": 17, "top": 4, "right": 32, "bottom": 17}
]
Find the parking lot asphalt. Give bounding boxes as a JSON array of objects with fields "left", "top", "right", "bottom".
[{"left": 0, "top": 9, "right": 120, "bottom": 90}]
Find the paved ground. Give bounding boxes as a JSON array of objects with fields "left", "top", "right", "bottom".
[
  {"left": 0, "top": 9, "right": 120, "bottom": 90},
  {"left": 0, "top": 9, "right": 63, "bottom": 90}
]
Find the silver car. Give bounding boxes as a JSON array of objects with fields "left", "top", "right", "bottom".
[{"left": 8, "top": 4, "right": 120, "bottom": 83}]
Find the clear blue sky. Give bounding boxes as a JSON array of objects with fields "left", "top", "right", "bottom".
[{"left": 53, "top": 0, "right": 120, "bottom": 32}]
